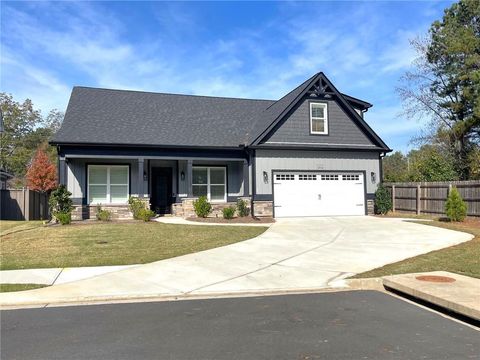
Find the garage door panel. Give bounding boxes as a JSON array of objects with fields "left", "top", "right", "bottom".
[{"left": 273, "top": 172, "right": 365, "bottom": 217}]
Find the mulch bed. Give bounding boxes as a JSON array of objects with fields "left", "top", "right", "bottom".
[{"left": 186, "top": 217, "right": 275, "bottom": 224}]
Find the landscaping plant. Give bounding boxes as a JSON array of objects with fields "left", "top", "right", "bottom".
[
  {"left": 55, "top": 211, "right": 72, "bottom": 225},
  {"left": 96, "top": 206, "right": 112, "bottom": 221},
  {"left": 222, "top": 206, "right": 236, "bottom": 220},
  {"left": 49, "top": 185, "right": 73, "bottom": 224},
  {"left": 193, "top": 196, "right": 212, "bottom": 218},
  {"left": 137, "top": 208, "right": 155, "bottom": 222},
  {"left": 128, "top": 197, "right": 146, "bottom": 219},
  {"left": 237, "top": 199, "right": 250, "bottom": 217},
  {"left": 445, "top": 187, "right": 467, "bottom": 222},
  {"left": 374, "top": 184, "right": 392, "bottom": 215}
]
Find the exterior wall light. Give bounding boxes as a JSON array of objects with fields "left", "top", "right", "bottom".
[
  {"left": 371, "top": 172, "right": 376, "bottom": 183},
  {"left": 181, "top": 171, "right": 185, "bottom": 181},
  {"left": 263, "top": 171, "right": 268, "bottom": 183}
]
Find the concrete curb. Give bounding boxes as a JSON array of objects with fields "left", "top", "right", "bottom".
[
  {"left": 382, "top": 272, "right": 480, "bottom": 322},
  {"left": 0, "top": 285, "right": 366, "bottom": 310}
]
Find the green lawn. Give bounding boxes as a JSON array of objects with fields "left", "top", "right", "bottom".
[
  {"left": 0, "top": 220, "right": 267, "bottom": 270},
  {"left": 354, "top": 218, "right": 480, "bottom": 279},
  {"left": 1, "top": 220, "right": 44, "bottom": 236},
  {"left": 0, "top": 283, "right": 48, "bottom": 293}
]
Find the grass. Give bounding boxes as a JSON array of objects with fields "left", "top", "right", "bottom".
[
  {"left": 0, "top": 220, "right": 267, "bottom": 270},
  {"left": 354, "top": 217, "right": 480, "bottom": 279},
  {"left": 0, "top": 220, "right": 44, "bottom": 236},
  {"left": 0, "top": 283, "right": 48, "bottom": 292}
]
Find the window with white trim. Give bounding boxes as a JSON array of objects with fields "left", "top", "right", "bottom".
[
  {"left": 310, "top": 103, "right": 328, "bottom": 134},
  {"left": 192, "top": 167, "right": 226, "bottom": 202},
  {"left": 88, "top": 165, "right": 129, "bottom": 204}
]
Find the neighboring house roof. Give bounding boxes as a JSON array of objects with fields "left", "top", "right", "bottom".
[
  {"left": 52, "top": 72, "right": 390, "bottom": 151},
  {"left": 0, "top": 168, "right": 13, "bottom": 180}
]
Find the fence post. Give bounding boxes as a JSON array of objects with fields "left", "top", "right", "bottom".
[
  {"left": 23, "top": 188, "right": 30, "bottom": 221},
  {"left": 448, "top": 183, "right": 452, "bottom": 195},
  {"left": 391, "top": 185, "right": 396, "bottom": 212},
  {"left": 416, "top": 185, "right": 421, "bottom": 215}
]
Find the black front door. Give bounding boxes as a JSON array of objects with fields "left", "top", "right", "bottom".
[{"left": 151, "top": 167, "right": 173, "bottom": 214}]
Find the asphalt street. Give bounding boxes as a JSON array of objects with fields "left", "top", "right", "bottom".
[{"left": 1, "top": 291, "right": 478, "bottom": 360}]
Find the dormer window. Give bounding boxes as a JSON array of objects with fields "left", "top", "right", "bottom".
[{"left": 310, "top": 102, "right": 328, "bottom": 135}]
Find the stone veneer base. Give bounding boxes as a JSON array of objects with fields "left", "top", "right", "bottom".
[
  {"left": 172, "top": 197, "right": 252, "bottom": 218},
  {"left": 71, "top": 204, "right": 133, "bottom": 220}
]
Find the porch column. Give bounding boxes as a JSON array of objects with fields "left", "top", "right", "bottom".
[
  {"left": 243, "top": 159, "right": 249, "bottom": 197},
  {"left": 137, "top": 158, "right": 144, "bottom": 198},
  {"left": 58, "top": 157, "right": 66, "bottom": 186},
  {"left": 187, "top": 159, "right": 193, "bottom": 197}
]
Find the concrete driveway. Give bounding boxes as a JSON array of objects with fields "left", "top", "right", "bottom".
[{"left": 0, "top": 216, "right": 473, "bottom": 307}]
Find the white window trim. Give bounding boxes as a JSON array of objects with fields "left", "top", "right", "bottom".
[
  {"left": 310, "top": 102, "right": 328, "bottom": 135},
  {"left": 87, "top": 165, "right": 129, "bottom": 205},
  {"left": 192, "top": 166, "right": 227, "bottom": 203}
]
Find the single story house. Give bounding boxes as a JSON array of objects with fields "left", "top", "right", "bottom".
[{"left": 51, "top": 72, "right": 391, "bottom": 219}]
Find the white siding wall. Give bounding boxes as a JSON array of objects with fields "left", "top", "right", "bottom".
[{"left": 255, "top": 149, "right": 381, "bottom": 194}]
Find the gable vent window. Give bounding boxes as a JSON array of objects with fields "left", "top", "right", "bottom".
[{"left": 310, "top": 103, "right": 328, "bottom": 135}]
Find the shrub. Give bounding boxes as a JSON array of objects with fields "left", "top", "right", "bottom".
[
  {"left": 49, "top": 185, "right": 73, "bottom": 224},
  {"left": 128, "top": 197, "right": 149, "bottom": 220},
  {"left": 222, "top": 206, "right": 236, "bottom": 220},
  {"left": 137, "top": 208, "right": 155, "bottom": 222},
  {"left": 55, "top": 211, "right": 71, "bottom": 225},
  {"left": 96, "top": 206, "right": 112, "bottom": 221},
  {"left": 193, "top": 196, "right": 212, "bottom": 218},
  {"left": 374, "top": 184, "right": 392, "bottom": 215},
  {"left": 445, "top": 187, "right": 467, "bottom": 222},
  {"left": 49, "top": 185, "right": 73, "bottom": 214},
  {"left": 237, "top": 199, "right": 250, "bottom": 217}
]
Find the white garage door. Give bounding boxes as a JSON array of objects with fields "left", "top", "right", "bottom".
[{"left": 273, "top": 172, "right": 365, "bottom": 217}]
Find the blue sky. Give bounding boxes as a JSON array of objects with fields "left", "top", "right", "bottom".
[{"left": 1, "top": 1, "right": 453, "bottom": 152}]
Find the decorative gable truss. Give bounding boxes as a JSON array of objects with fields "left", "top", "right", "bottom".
[{"left": 250, "top": 72, "right": 390, "bottom": 151}]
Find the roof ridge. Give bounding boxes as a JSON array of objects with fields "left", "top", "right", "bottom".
[
  {"left": 73, "top": 86, "right": 275, "bottom": 103},
  {"left": 264, "top": 72, "right": 319, "bottom": 111}
]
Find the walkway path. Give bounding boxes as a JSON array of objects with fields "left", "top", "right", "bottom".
[{"left": 0, "top": 216, "right": 473, "bottom": 308}]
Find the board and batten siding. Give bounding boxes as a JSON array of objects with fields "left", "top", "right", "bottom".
[
  {"left": 67, "top": 158, "right": 142, "bottom": 205},
  {"left": 264, "top": 98, "right": 375, "bottom": 147},
  {"left": 177, "top": 160, "right": 244, "bottom": 197},
  {"left": 254, "top": 149, "right": 381, "bottom": 195}
]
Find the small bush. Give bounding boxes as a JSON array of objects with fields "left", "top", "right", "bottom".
[
  {"left": 49, "top": 185, "right": 73, "bottom": 214},
  {"left": 193, "top": 196, "right": 212, "bottom": 218},
  {"left": 55, "top": 211, "right": 71, "bottom": 225},
  {"left": 445, "top": 187, "right": 467, "bottom": 222},
  {"left": 222, "top": 206, "right": 236, "bottom": 220},
  {"left": 137, "top": 208, "right": 155, "bottom": 222},
  {"left": 237, "top": 199, "right": 250, "bottom": 217},
  {"left": 128, "top": 197, "right": 149, "bottom": 220},
  {"left": 96, "top": 206, "right": 112, "bottom": 221},
  {"left": 374, "top": 184, "right": 392, "bottom": 215}
]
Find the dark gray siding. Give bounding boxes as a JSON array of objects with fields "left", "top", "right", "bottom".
[
  {"left": 254, "top": 149, "right": 381, "bottom": 194},
  {"left": 263, "top": 98, "right": 375, "bottom": 147}
]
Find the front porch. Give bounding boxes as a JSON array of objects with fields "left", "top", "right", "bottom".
[{"left": 59, "top": 146, "right": 252, "bottom": 220}]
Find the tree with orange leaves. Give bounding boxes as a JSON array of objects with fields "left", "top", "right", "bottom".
[{"left": 26, "top": 148, "right": 57, "bottom": 192}]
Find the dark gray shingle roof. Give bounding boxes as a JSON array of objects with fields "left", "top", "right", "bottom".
[
  {"left": 52, "top": 73, "right": 386, "bottom": 149},
  {"left": 53, "top": 88, "right": 275, "bottom": 147}
]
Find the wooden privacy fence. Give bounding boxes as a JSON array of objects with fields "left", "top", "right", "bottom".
[
  {"left": 0, "top": 188, "right": 49, "bottom": 220},
  {"left": 384, "top": 180, "right": 480, "bottom": 217}
]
